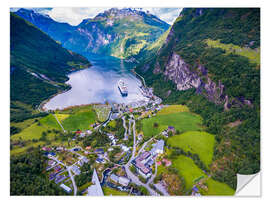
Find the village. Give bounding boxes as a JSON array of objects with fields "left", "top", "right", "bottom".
[{"left": 40, "top": 95, "right": 184, "bottom": 196}]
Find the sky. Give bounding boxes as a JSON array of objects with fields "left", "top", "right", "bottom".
[{"left": 11, "top": 7, "right": 182, "bottom": 25}]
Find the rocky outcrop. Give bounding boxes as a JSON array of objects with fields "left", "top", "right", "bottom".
[
  {"left": 163, "top": 53, "right": 201, "bottom": 91},
  {"left": 160, "top": 52, "right": 226, "bottom": 104}
]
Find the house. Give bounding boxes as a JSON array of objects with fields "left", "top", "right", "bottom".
[
  {"left": 96, "top": 158, "right": 106, "bottom": 164},
  {"left": 110, "top": 173, "right": 119, "bottom": 183},
  {"left": 54, "top": 165, "right": 62, "bottom": 173},
  {"left": 95, "top": 148, "right": 104, "bottom": 154},
  {"left": 60, "top": 184, "right": 72, "bottom": 193},
  {"left": 150, "top": 140, "right": 164, "bottom": 155},
  {"left": 146, "top": 159, "right": 154, "bottom": 167},
  {"left": 55, "top": 174, "right": 67, "bottom": 184},
  {"left": 87, "top": 169, "right": 104, "bottom": 196},
  {"left": 118, "top": 177, "right": 130, "bottom": 186},
  {"left": 192, "top": 186, "right": 201, "bottom": 196},
  {"left": 162, "top": 158, "right": 172, "bottom": 167},
  {"left": 167, "top": 126, "right": 175, "bottom": 134},
  {"left": 56, "top": 147, "right": 64, "bottom": 152},
  {"left": 75, "top": 130, "right": 82, "bottom": 135},
  {"left": 79, "top": 133, "right": 86, "bottom": 138},
  {"left": 85, "top": 146, "right": 91, "bottom": 150},
  {"left": 42, "top": 147, "right": 52, "bottom": 151},
  {"left": 71, "top": 165, "right": 81, "bottom": 175},
  {"left": 49, "top": 172, "right": 57, "bottom": 181},
  {"left": 48, "top": 160, "right": 56, "bottom": 166},
  {"left": 161, "top": 131, "right": 168, "bottom": 137},
  {"left": 112, "top": 104, "right": 119, "bottom": 113},
  {"left": 132, "top": 151, "right": 152, "bottom": 179},
  {"left": 121, "top": 145, "right": 129, "bottom": 152},
  {"left": 138, "top": 134, "right": 143, "bottom": 141},
  {"left": 86, "top": 130, "right": 92, "bottom": 135}
]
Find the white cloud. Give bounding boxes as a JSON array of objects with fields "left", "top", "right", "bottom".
[
  {"left": 140, "top": 8, "right": 182, "bottom": 24},
  {"left": 13, "top": 7, "right": 182, "bottom": 26},
  {"left": 47, "top": 8, "right": 110, "bottom": 26}
]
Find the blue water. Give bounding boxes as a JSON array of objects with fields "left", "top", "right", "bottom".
[{"left": 44, "top": 54, "right": 148, "bottom": 110}]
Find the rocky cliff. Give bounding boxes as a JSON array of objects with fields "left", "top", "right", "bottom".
[{"left": 137, "top": 8, "right": 260, "bottom": 109}]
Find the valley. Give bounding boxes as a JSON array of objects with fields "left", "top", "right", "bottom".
[{"left": 10, "top": 8, "right": 260, "bottom": 197}]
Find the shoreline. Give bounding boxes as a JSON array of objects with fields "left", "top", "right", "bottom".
[
  {"left": 131, "top": 68, "right": 146, "bottom": 88},
  {"left": 38, "top": 86, "right": 72, "bottom": 112},
  {"left": 40, "top": 63, "right": 158, "bottom": 112},
  {"left": 39, "top": 64, "right": 93, "bottom": 112}
]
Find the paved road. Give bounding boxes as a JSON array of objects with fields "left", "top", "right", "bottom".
[
  {"left": 124, "top": 164, "right": 159, "bottom": 196},
  {"left": 49, "top": 156, "right": 77, "bottom": 195},
  {"left": 122, "top": 116, "right": 128, "bottom": 140},
  {"left": 137, "top": 134, "right": 158, "bottom": 155},
  {"left": 147, "top": 161, "right": 157, "bottom": 185},
  {"left": 123, "top": 118, "right": 159, "bottom": 196},
  {"left": 53, "top": 114, "right": 66, "bottom": 132},
  {"left": 67, "top": 166, "right": 77, "bottom": 195},
  {"left": 128, "top": 119, "right": 132, "bottom": 136}
]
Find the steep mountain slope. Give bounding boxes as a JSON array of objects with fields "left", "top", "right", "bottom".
[
  {"left": 10, "top": 13, "right": 91, "bottom": 122},
  {"left": 15, "top": 8, "right": 170, "bottom": 60},
  {"left": 135, "top": 8, "right": 260, "bottom": 189}
]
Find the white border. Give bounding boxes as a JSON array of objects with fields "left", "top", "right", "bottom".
[{"left": 2, "top": 0, "right": 269, "bottom": 203}]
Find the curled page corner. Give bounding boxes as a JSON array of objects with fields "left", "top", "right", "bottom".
[{"left": 235, "top": 172, "right": 261, "bottom": 196}]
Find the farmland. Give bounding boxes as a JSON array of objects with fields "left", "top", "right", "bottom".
[
  {"left": 167, "top": 131, "right": 215, "bottom": 167},
  {"left": 142, "top": 111, "right": 203, "bottom": 139},
  {"left": 157, "top": 105, "right": 189, "bottom": 115},
  {"left": 205, "top": 39, "right": 260, "bottom": 66},
  {"left": 172, "top": 155, "right": 234, "bottom": 195}
]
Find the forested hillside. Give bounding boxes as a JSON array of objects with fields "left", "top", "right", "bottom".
[
  {"left": 135, "top": 8, "right": 260, "bottom": 189},
  {"left": 10, "top": 13, "right": 91, "bottom": 122},
  {"left": 15, "top": 8, "right": 169, "bottom": 60}
]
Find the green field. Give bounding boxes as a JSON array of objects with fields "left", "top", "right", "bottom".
[
  {"left": 168, "top": 131, "right": 215, "bottom": 167},
  {"left": 157, "top": 105, "right": 189, "bottom": 115},
  {"left": 142, "top": 111, "right": 203, "bottom": 139},
  {"left": 205, "top": 39, "right": 260, "bottom": 66},
  {"left": 93, "top": 105, "right": 111, "bottom": 122},
  {"left": 103, "top": 187, "right": 129, "bottom": 196},
  {"left": 61, "top": 110, "right": 96, "bottom": 131},
  {"left": 12, "top": 114, "right": 60, "bottom": 141},
  {"left": 172, "top": 155, "right": 234, "bottom": 195},
  {"left": 55, "top": 113, "right": 69, "bottom": 122}
]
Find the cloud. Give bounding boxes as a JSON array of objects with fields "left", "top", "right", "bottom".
[
  {"left": 140, "top": 8, "right": 182, "bottom": 24},
  {"left": 12, "top": 7, "right": 182, "bottom": 26},
  {"left": 47, "top": 8, "right": 110, "bottom": 26}
]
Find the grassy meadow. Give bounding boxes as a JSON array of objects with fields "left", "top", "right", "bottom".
[
  {"left": 167, "top": 131, "right": 215, "bottom": 167},
  {"left": 142, "top": 111, "right": 203, "bottom": 139},
  {"left": 172, "top": 155, "right": 234, "bottom": 195},
  {"left": 205, "top": 39, "right": 260, "bottom": 66},
  {"left": 103, "top": 187, "right": 129, "bottom": 196},
  {"left": 157, "top": 105, "right": 189, "bottom": 115}
]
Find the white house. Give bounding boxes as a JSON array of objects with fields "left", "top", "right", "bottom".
[
  {"left": 60, "top": 184, "right": 72, "bottom": 193},
  {"left": 118, "top": 176, "right": 130, "bottom": 186}
]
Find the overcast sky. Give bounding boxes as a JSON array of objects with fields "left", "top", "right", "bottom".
[{"left": 11, "top": 7, "right": 182, "bottom": 25}]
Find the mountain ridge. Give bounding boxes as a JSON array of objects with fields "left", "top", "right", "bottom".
[
  {"left": 10, "top": 13, "right": 91, "bottom": 122},
  {"left": 15, "top": 8, "right": 170, "bottom": 59},
  {"left": 135, "top": 8, "right": 260, "bottom": 189}
]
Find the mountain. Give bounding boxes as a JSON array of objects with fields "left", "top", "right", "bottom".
[
  {"left": 15, "top": 8, "right": 170, "bottom": 59},
  {"left": 10, "top": 13, "right": 91, "bottom": 122},
  {"left": 135, "top": 8, "right": 260, "bottom": 189}
]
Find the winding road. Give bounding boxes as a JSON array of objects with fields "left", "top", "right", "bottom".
[
  {"left": 123, "top": 117, "right": 159, "bottom": 196},
  {"left": 122, "top": 116, "right": 128, "bottom": 140}
]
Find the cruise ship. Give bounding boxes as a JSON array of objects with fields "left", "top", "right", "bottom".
[{"left": 118, "top": 79, "right": 128, "bottom": 97}]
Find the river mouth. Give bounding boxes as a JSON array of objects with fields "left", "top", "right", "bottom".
[{"left": 43, "top": 54, "right": 149, "bottom": 110}]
